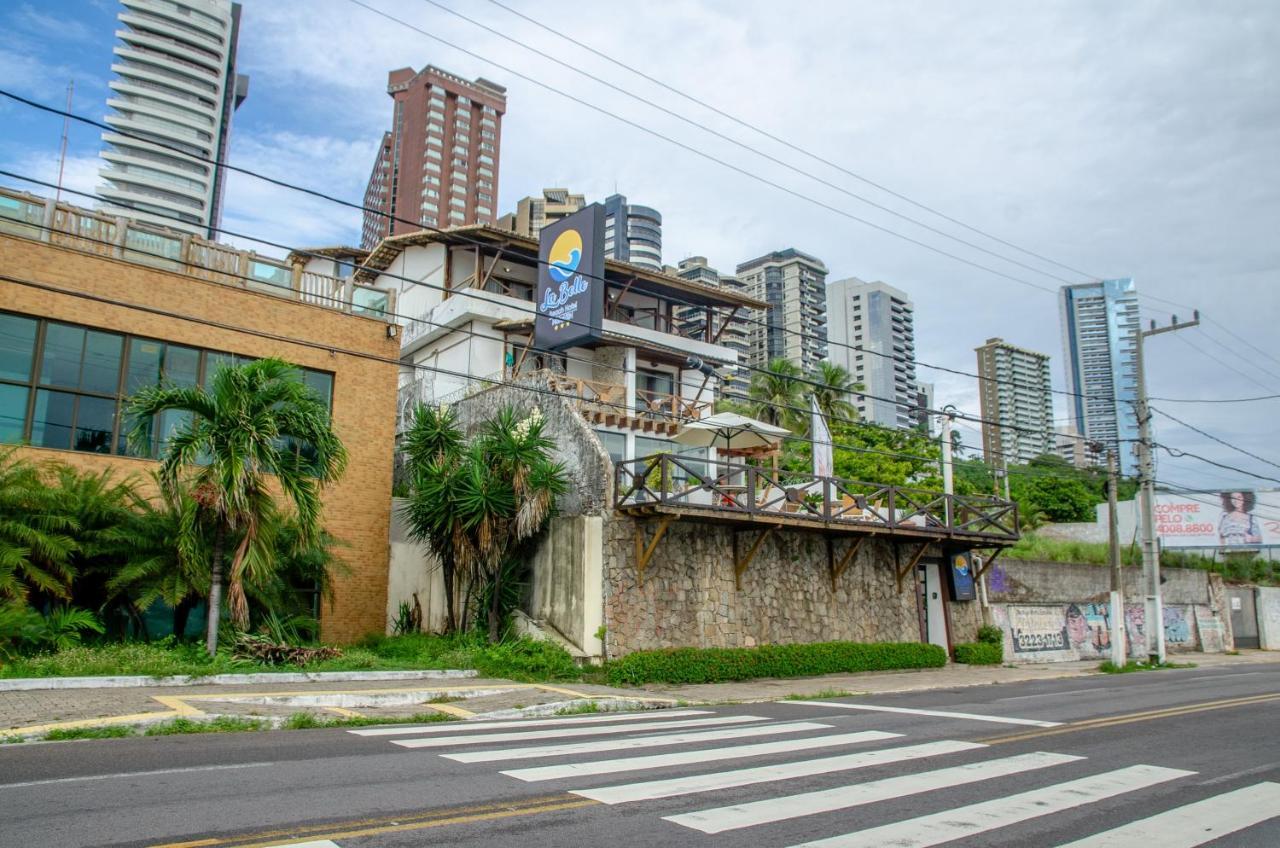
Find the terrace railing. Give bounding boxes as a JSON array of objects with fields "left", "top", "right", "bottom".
[{"left": 614, "top": 453, "right": 1019, "bottom": 542}]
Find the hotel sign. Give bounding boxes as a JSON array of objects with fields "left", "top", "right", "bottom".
[{"left": 535, "top": 204, "right": 605, "bottom": 350}]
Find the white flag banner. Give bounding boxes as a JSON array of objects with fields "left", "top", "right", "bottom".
[{"left": 812, "top": 395, "right": 833, "bottom": 478}]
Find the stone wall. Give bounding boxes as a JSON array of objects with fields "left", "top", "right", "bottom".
[
  {"left": 984, "top": 559, "right": 1211, "bottom": 606},
  {"left": 1259, "top": 587, "right": 1280, "bottom": 650},
  {"left": 602, "top": 513, "right": 939, "bottom": 656}
]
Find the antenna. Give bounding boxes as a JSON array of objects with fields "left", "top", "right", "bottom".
[{"left": 55, "top": 79, "right": 74, "bottom": 204}]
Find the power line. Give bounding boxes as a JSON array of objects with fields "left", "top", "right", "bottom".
[
  {"left": 1171, "top": 333, "right": 1280, "bottom": 394},
  {"left": 1149, "top": 393, "right": 1280, "bottom": 404},
  {"left": 1150, "top": 406, "right": 1280, "bottom": 473},
  {"left": 478, "top": 0, "right": 1104, "bottom": 283},
  {"left": 1155, "top": 443, "right": 1280, "bottom": 487},
  {"left": 0, "top": 92, "right": 1135, "bottom": 411},
  {"left": 1141, "top": 291, "right": 1280, "bottom": 370},
  {"left": 414, "top": 0, "right": 1089, "bottom": 289},
  {"left": 342, "top": 0, "right": 1061, "bottom": 297},
  {"left": 1, "top": 170, "right": 1077, "bottom": 443}
]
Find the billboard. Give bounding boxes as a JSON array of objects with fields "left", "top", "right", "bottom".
[
  {"left": 947, "top": 552, "right": 977, "bottom": 601},
  {"left": 534, "top": 204, "right": 606, "bottom": 350},
  {"left": 1155, "top": 490, "right": 1280, "bottom": 548}
]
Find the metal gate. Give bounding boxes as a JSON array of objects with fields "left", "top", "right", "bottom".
[{"left": 1228, "top": 588, "right": 1259, "bottom": 649}]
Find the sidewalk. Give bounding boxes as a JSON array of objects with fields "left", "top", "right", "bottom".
[{"left": 3, "top": 650, "right": 1275, "bottom": 738}]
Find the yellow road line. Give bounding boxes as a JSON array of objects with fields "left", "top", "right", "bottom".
[
  {"left": 425, "top": 702, "right": 475, "bottom": 718},
  {"left": 178, "top": 684, "right": 527, "bottom": 701},
  {"left": 321, "top": 707, "right": 364, "bottom": 718},
  {"left": 983, "top": 692, "right": 1280, "bottom": 744},
  {"left": 147, "top": 794, "right": 599, "bottom": 848}
]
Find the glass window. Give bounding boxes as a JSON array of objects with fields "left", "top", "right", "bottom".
[
  {"left": 0, "top": 384, "right": 28, "bottom": 443},
  {"left": 39, "top": 323, "right": 85, "bottom": 388},
  {"left": 164, "top": 344, "right": 201, "bottom": 386},
  {"left": 0, "top": 314, "right": 37, "bottom": 381},
  {"left": 303, "top": 370, "right": 334, "bottom": 408},
  {"left": 31, "top": 389, "right": 76, "bottom": 449},
  {"left": 594, "top": 429, "right": 625, "bottom": 464},
  {"left": 74, "top": 395, "right": 116, "bottom": 454},
  {"left": 126, "top": 338, "right": 165, "bottom": 394}
]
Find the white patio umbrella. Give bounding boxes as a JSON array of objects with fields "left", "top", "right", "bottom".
[{"left": 672, "top": 411, "right": 791, "bottom": 453}]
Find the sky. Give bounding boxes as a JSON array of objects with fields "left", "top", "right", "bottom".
[{"left": 2, "top": 0, "right": 1278, "bottom": 495}]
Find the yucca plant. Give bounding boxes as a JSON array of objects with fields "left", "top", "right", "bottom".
[{"left": 128, "top": 358, "right": 348, "bottom": 655}]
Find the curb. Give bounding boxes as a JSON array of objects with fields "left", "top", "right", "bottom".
[{"left": 0, "top": 669, "right": 479, "bottom": 692}]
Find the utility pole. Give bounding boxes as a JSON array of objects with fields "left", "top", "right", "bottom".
[
  {"left": 1105, "top": 447, "right": 1126, "bottom": 666},
  {"left": 1135, "top": 311, "right": 1200, "bottom": 664},
  {"left": 940, "top": 406, "right": 956, "bottom": 497}
]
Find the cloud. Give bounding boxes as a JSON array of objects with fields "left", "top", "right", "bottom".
[
  {"left": 12, "top": 4, "right": 94, "bottom": 43},
  {"left": 7, "top": 149, "right": 102, "bottom": 202}
]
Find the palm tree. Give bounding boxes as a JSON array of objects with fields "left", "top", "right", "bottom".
[
  {"left": 0, "top": 447, "right": 77, "bottom": 602},
  {"left": 808, "top": 362, "right": 860, "bottom": 430},
  {"left": 128, "top": 358, "right": 348, "bottom": 655},
  {"left": 747, "top": 358, "right": 805, "bottom": 430}
]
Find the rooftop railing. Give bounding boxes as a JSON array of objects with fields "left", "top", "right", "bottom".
[{"left": 0, "top": 186, "right": 395, "bottom": 321}]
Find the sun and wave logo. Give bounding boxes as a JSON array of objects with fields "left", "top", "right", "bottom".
[{"left": 548, "top": 229, "right": 583, "bottom": 283}]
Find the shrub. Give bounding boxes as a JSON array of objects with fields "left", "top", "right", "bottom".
[
  {"left": 953, "top": 642, "right": 1003, "bottom": 665},
  {"left": 606, "top": 641, "right": 947, "bottom": 686},
  {"left": 976, "top": 625, "right": 1004, "bottom": 645}
]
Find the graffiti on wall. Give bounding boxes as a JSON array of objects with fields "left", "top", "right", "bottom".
[{"left": 998, "top": 602, "right": 1211, "bottom": 661}]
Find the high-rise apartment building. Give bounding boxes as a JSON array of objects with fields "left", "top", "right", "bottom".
[
  {"left": 98, "top": 0, "right": 249, "bottom": 239},
  {"left": 1060, "top": 278, "right": 1140, "bottom": 475},
  {"left": 496, "top": 188, "right": 585, "bottom": 239},
  {"left": 736, "top": 249, "right": 827, "bottom": 374},
  {"left": 361, "top": 66, "right": 506, "bottom": 249},
  {"left": 913, "top": 382, "right": 935, "bottom": 435},
  {"left": 826, "top": 278, "right": 917, "bottom": 429},
  {"left": 975, "top": 337, "right": 1054, "bottom": 466},
  {"left": 603, "top": 194, "right": 662, "bottom": 270},
  {"left": 671, "top": 257, "right": 751, "bottom": 395}
]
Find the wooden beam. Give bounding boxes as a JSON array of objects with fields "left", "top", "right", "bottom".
[
  {"left": 711, "top": 306, "right": 741, "bottom": 344},
  {"left": 895, "top": 541, "right": 929, "bottom": 593},
  {"left": 831, "top": 536, "right": 865, "bottom": 592},
  {"left": 606, "top": 276, "right": 638, "bottom": 320},
  {"left": 634, "top": 517, "right": 673, "bottom": 587},
  {"left": 974, "top": 547, "right": 1003, "bottom": 579},
  {"left": 477, "top": 244, "right": 508, "bottom": 291},
  {"left": 734, "top": 526, "right": 776, "bottom": 590}
]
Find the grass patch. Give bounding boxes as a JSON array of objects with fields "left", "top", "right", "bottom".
[
  {"left": 144, "top": 716, "right": 267, "bottom": 735},
  {"left": 783, "top": 688, "right": 852, "bottom": 700},
  {"left": 553, "top": 701, "right": 602, "bottom": 716},
  {"left": 1, "top": 633, "right": 581, "bottom": 682},
  {"left": 4, "top": 735, "right": 26, "bottom": 744},
  {"left": 283, "top": 711, "right": 459, "bottom": 730},
  {"left": 607, "top": 642, "right": 947, "bottom": 686},
  {"left": 1006, "top": 534, "right": 1279, "bottom": 585},
  {"left": 1099, "top": 659, "right": 1197, "bottom": 674},
  {"left": 43, "top": 725, "right": 135, "bottom": 741}
]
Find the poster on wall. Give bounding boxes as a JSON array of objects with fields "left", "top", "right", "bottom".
[
  {"left": 534, "top": 204, "right": 606, "bottom": 351},
  {"left": 1155, "top": 490, "right": 1280, "bottom": 549},
  {"left": 947, "top": 552, "right": 976, "bottom": 601}
]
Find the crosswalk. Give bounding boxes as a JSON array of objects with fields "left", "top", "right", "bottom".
[{"left": 350, "top": 706, "right": 1280, "bottom": 846}]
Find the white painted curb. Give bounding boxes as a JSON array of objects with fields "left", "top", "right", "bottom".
[{"left": 0, "top": 669, "right": 479, "bottom": 692}]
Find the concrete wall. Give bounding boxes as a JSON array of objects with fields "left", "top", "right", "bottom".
[
  {"left": 386, "top": 498, "right": 449, "bottom": 634},
  {"left": 527, "top": 515, "right": 604, "bottom": 656},
  {"left": 1259, "top": 587, "right": 1280, "bottom": 650},
  {"left": 602, "top": 513, "right": 936, "bottom": 656},
  {"left": 981, "top": 558, "right": 1233, "bottom": 662}
]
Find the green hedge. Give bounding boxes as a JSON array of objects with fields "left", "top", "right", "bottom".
[
  {"left": 606, "top": 641, "right": 947, "bottom": 686},
  {"left": 953, "top": 641, "right": 1003, "bottom": 665}
]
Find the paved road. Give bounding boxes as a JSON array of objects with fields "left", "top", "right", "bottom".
[{"left": 2, "top": 662, "right": 1278, "bottom": 848}]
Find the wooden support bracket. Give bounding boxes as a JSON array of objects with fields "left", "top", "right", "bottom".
[
  {"left": 974, "top": 547, "right": 1003, "bottom": 579},
  {"left": 895, "top": 541, "right": 930, "bottom": 593},
  {"left": 734, "top": 526, "right": 776, "bottom": 590},
  {"left": 830, "top": 536, "right": 865, "bottom": 592},
  {"left": 633, "top": 517, "right": 673, "bottom": 587}
]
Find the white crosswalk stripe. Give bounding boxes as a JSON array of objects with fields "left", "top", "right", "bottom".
[
  {"left": 1054, "top": 781, "right": 1280, "bottom": 847},
  {"left": 501, "top": 730, "right": 902, "bottom": 782},
  {"left": 787, "top": 765, "right": 1195, "bottom": 848},
  {"left": 442, "top": 720, "right": 834, "bottom": 763},
  {"left": 391, "top": 713, "right": 762, "bottom": 749},
  {"left": 665, "top": 751, "right": 1083, "bottom": 833},
  {"left": 572, "top": 739, "right": 987, "bottom": 805},
  {"left": 349, "top": 708, "right": 711, "bottom": 736},
  {"left": 787, "top": 700, "right": 1062, "bottom": 727}
]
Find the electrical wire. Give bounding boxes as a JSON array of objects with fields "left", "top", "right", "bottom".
[
  {"left": 1149, "top": 393, "right": 1280, "bottom": 404},
  {"left": 1155, "top": 444, "right": 1280, "bottom": 487},
  {"left": 1150, "top": 407, "right": 1280, "bottom": 473}
]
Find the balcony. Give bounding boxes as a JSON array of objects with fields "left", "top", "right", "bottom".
[
  {"left": 0, "top": 186, "right": 395, "bottom": 321},
  {"left": 615, "top": 454, "right": 1019, "bottom": 546}
]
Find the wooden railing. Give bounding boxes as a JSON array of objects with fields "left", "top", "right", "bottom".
[
  {"left": 614, "top": 454, "right": 1020, "bottom": 542},
  {"left": 533, "top": 371, "right": 711, "bottom": 422}
]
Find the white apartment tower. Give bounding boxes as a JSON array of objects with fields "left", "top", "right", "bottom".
[
  {"left": 736, "top": 249, "right": 828, "bottom": 374},
  {"left": 98, "top": 0, "right": 249, "bottom": 239},
  {"left": 975, "top": 338, "right": 1054, "bottom": 466},
  {"left": 1059, "top": 278, "right": 1140, "bottom": 475},
  {"left": 826, "top": 278, "right": 918, "bottom": 429}
]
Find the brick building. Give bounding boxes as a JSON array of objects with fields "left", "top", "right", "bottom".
[{"left": 0, "top": 187, "right": 400, "bottom": 642}]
